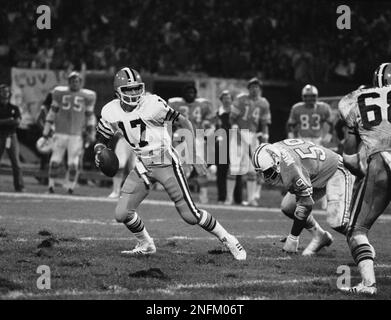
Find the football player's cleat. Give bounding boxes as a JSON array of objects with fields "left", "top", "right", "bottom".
[
  {"left": 47, "top": 186, "right": 55, "bottom": 194},
  {"left": 121, "top": 239, "right": 156, "bottom": 255},
  {"left": 340, "top": 282, "right": 377, "bottom": 296},
  {"left": 302, "top": 231, "right": 333, "bottom": 256},
  {"left": 67, "top": 188, "right": 73, "bottom": 195},
  {"left": 220, "top": 234, "right": 247, "bottom": 261},
  {"left": 282, "top": 235, "right": 299, "bottom": 253}
]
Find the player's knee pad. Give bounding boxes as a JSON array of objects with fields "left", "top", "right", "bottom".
[
  {"left": 294, "top": 205, "right": 311, "bottom": 221},
  {"left": 115, "top": 200, "right": 136, "bottom": 223},
  {"left": 49, "top": 161, "right": 61, "bottom": 177},
  {"left": 175, "top": 199, "right": 198, "bottom": 225},
  {"left": 326, "top": 198, "right": 348, "bottom": 234},
  {"left": 68, "top": 164, "right": 78, "bottom": 181},
  {"left": 246, "top": 172, "right": 257, "bottom": 181},
  {"left": 280, "top": 193, "right": 296, "bottom": 220}
]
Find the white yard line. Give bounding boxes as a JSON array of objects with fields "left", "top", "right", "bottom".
[
  {"left": 2, "top": 191, "right": 391, "bottom": 221},
  {"left": 4, "top": 275, "right": 391, "bottom": 299},
  {"left": 0, "top": 276, "right": 335, "bottom": 300},
  {"left": 1, "top": 234, "right": 285, "bottom": 242}
]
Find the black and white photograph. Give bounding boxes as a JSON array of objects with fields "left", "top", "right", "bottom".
[{"left": 1, "top": 0, "right": 391, "bottom": 306}]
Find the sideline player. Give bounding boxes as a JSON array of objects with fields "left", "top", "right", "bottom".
[
  {"left": 168, "top": 84, "right": 213, "bottom": 203},
  {"left": 287, "top": 85, "right": 333, "bottom": 209},
  {"left": 252, "top": 138, "right": 355, "bottom": 256},
  {"left": 337, "top": 62, "right": 391, "bottom": 295},
  {"left": 287, "top": 85, "right": 333, "bottom": 145},
  {"left": 42, "top": 72, "right": 96, "bottom": 194},
  {"left": 95, "top": 67, "right": 246, "bottom": 260},
  {"left": 229, "top": 78, "right": 271, "bottom": 206}
]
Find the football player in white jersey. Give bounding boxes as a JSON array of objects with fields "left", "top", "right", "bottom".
[
  {"left": 337, "top": 63, "right": 391, "bottom": 295},
  {"left": 94, "top": 67, "right": 246, "bottom": 260}
]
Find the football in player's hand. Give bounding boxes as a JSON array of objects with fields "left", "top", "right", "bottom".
[{"left": 97, "top": 148, "right": 119, "bottom": 177}]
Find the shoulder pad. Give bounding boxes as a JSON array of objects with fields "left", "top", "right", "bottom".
[
  {"left": 168, "top": 97, "right": 184, "bottom": 104},
  {"left": 53, "top": 86, "right": 69, "bottom": 92},
  {"left": 338, "top": 91, "right": 358, "bottom": 119},
  {"left": 195, "top": 97, "right": 209, "bottom": 103},
  {"left": 81, "top": 88, "right": 97, "bottom": 98},
  {"left": 236, "top": 93, "right": 248, "bottom": 100},
  {"left": 292, "top": 102, "right": 304, "bottom": 109},
  {"left": 101, "top": 99, "right": 120, "bottom": 120}
]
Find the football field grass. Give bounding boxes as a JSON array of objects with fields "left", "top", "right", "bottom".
[{"left": 1, "top": 177, "right": 391, "bottom": 300}]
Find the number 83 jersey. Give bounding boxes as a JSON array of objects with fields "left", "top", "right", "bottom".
[
  {"left": 274, "top": 139, "right": 341, "bottom": 191},
  {"left": 97, "top": 94, "right": 180, "bottom": 162},
  {"left": 339, "top": 86, "right": 391, "bottom": 157}
]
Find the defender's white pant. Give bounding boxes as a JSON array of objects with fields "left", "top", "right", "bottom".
[
  {"left": 50, "top": 133, "right": 83, "bottom": 166},
  {"left": 281, "top": 163, "right": 355, "bottom": 231}
]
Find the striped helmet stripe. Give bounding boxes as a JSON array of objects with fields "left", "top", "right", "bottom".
[
  {"left": 252, "top": 144, "right": 267, "bottom": 169},
  {"left": 122, "top": 67, "right": 135, "bottom": 81},
  {"left": 377, "top": 63, "right": 388, "bottom": 87}
]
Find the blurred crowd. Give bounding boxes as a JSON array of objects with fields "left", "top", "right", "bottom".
[{"left": 1, "top": 0, "right": 391, "bottom": 83}]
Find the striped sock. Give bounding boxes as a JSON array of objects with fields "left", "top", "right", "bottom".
[
  {"left": 198, "top": 210, "right": 217, "bottom": 232},
  {"left": 352, "top": 243, "right": 374, "bottom": 265},
  {"left": 124, "top": 212, "right": 145, "bottom": 234}
]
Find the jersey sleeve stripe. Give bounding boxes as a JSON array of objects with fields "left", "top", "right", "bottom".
[
  {"left": 99, "top": 119, "right": 112, "bottom": 131},
  {"left": 97, "top": 130, "right": 111, "bottom": 139},
  {"left": 171, "top": 111, "right": 180, "bottom": 122},
  {"left": 97, "top": 123, "right": 113, "bottom": 137},
  {"left": 98, "top": 121, "right": 112, "bottom": 133},
  {"left": 164, "top": 109, "right": 173, "bottom": 121}
]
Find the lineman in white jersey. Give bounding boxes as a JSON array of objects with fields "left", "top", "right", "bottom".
[{"left": 94, "top": 67, "right": 246, "bottom": 260}]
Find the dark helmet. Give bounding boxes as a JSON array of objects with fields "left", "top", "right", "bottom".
[
  {"left": 114, "top": 67, "right": 144, "bottom": 111},
  {"left": 373, "top": 63, "right": 391, "bottom": 88}
]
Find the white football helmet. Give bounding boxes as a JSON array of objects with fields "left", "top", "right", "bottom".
[
  {"left": 252, "top": 143, "right": 282, "bottom": 184},
  {"left": 302, "top": 84, "right": 318, "bottom": 105},
  {"left": 36, "top": 136, "right": 53, "bottom": 154}
]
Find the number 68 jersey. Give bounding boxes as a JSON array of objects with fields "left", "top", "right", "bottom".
[
  {"left": 97, "top": 94, "right": 180, "bottom": 163},
  {"left": 338, "top": 86, "right": 391, "bottom": 157}
]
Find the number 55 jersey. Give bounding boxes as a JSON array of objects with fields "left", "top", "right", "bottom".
[
  {"left": 97, "top": 94, "right": 180, "bottom": 164},
  {"left": 338, "top": 86, "right": 391, "bottom": 157},
  {"left": 51, "top": 86, "right": 96, "bottom": 135}
]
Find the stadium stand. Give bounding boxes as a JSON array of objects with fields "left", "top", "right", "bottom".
[{"left": 1, "top": 0, "right": 391, "bottom": 82}]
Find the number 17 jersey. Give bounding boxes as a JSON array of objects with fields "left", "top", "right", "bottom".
[
  {"left": 338, "top": 86, "right": 391, "bottom": 157},
  {"left": 97, "top": 94, "right": 180, "bottom": 163}
]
